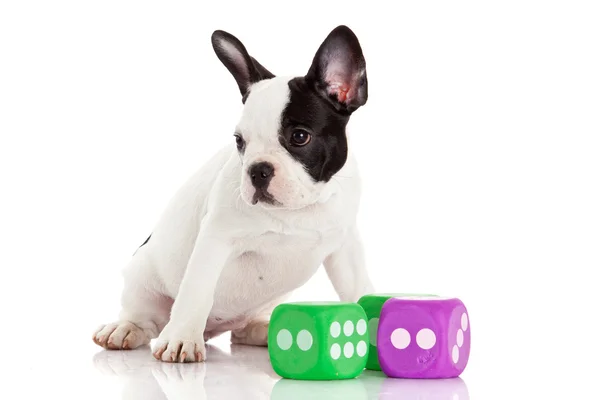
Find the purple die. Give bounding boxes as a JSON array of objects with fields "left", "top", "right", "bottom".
[{"left": 377, "top": 296, "right": 470, "bottom": 379}]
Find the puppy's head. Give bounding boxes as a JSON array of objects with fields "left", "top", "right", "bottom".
[{"left": 211, "top": 26, "right": 368, "bottom": 209}]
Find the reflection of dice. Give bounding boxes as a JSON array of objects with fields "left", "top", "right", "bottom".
[
  {"left": 378, "top": 296, "right": 471, "bottom": 378},
  {"left": 380, "top": 376, "right": 470, "bottom": 400},
  {"left": 268, "top": 302, "right": 369, "bottom": 380},
  {"left": 270, "top": 378, "right": 368, "bottom": 400},
  {"left": 357, "top": 293, "right": 438, "bottom": 371}
]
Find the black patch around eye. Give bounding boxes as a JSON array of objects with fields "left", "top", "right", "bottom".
[{"left": 279, "top": 77, "right": 350, "bottom": 182}]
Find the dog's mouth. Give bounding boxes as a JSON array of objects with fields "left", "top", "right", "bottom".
[{"left": 252, "top": 189, "right": 279, "bottom": 206}]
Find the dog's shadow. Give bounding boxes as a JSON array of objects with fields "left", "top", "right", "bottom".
[{"left": 93, "top": 344, "right": 278, "bottom": 400}]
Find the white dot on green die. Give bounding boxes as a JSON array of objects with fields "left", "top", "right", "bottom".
[
  {"left": 356, "top": 319, "right": 367, "bottom": 336},
  {"left": 343, "top": 321, "right": 354, "bottom": 336},
  {"left": 330, "top": 322, "right": 341, "bottom": 338},
  {"left": 356, "top": 340, "right": 367, "bottom": 357},
  {"left": 330, "top": 343, "right": 341, "bottom": 360},
  {"left": 344, "top": 342, "right": 354, "bottom": 358},
  {"left": 277, "top": 329, "right": 292, "bottom": 350},
  {"left": 297, "top": 330, "right": 313, "bottom": 351},
  {"left": 368, "top": 318, "right": 379, "bottom": 346}
]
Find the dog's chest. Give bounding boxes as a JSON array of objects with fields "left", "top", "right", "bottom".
[
  {"left": 241, "top": 225, "right": 337, "bottom": 253},
  {"left": 235, "top": 226, "right": 342, "bottom": 276},
  {"left": 213, "top": 226, "right": 344, "bottom": 314}
]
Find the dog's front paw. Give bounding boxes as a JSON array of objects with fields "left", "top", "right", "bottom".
[
  {"left": 93, "top": 321, "right": 150, "bottom": 350},
  {"left": 152, "top": 329, "right": 206, "bottom": 363}
]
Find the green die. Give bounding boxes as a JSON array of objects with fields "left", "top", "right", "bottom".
[
  {"left": 268, "top": 302, "right": 369, "bottom": 380},
  {"left": 357, "top": 293, "right": 438, "bottom": 370}
]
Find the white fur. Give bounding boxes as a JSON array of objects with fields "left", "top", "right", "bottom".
[{"left": 93, "top": 77, "right": 374, "bottom": 363}]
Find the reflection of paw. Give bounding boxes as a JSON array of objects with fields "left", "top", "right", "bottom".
[
  {"left": 151, "top": 362, "right": 207, "bottom": 400},
  {"left": 231, "top": 320, "right": 269, "bottom": 346},
  {"left": 92, "top": 346, "right": 155, "bottom": 377},
  {"left": 153, "top": 329, "right": 206, "bottom": 363},
  {"left": 152, "top": 361, "right": 207, "bottom": 382},
  {"left": 93, "top": 322, "right": 150, "bottom": 350}
]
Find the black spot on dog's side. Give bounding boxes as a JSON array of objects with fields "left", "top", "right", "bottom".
[
  {"left": 132, "top": 234, "right": 151, "bottom": 256},
  {"left": 140, "top": 234, "right": 151, "bottom": 248}
]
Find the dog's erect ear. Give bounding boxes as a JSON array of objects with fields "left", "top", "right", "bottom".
[
  {"left": 305, "top": 25, "right": 368, "bottom": 114},
  {"left": 211, "top": 30, "right": 275, "bottom": 100}
]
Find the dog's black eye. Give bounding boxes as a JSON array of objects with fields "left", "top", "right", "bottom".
[
  {"left": 291, "top": 129, "right": 311, "bottom": 146},
  {"left": 234, "top": 133, "right": 245, "bottom": 151}
]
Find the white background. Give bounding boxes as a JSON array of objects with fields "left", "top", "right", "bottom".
[{"left": 1, "top": 1, "right": 599, "bottom": 399}]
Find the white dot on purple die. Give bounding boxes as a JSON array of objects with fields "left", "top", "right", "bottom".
[
  {"left": 416, "top": 328, "right": 436, "bottom": 350},
  {"left": 461, "top": 313, "right": 468, "bottom": 331},
  {"left": 452, "top": 345, "right": 460, "bottom": 363},
  {"left": 391, "top": 328, "right": 411, "bottom": 350},
  {"left": 330, "top": 322, "right": 341, "bottom": 338},
  {"left": 457, "top": 329, "right": 464, "bottom": 347}
]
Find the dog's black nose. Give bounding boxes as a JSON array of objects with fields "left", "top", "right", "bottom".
[{"left": 249, "top": 162, "right": 274, "bottom": 189}]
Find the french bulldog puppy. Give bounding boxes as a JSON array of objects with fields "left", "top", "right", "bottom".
[{"left": 93, "top": 25, "right": 374, "bottom": 363}]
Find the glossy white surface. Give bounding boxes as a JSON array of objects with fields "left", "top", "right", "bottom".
[
  {"left": 3, "top": 326, "right": 596, "bottom": 400},
  {"left": 91, "top": 342, "right": 470, "bottom": 400}
]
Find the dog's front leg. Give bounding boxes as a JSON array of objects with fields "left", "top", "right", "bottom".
[
  {"left": 324, "top": 226, "right": 375, "bottom": 302},
  {"left": 152, "top": 224, "right": 231, "bottom": 363}
]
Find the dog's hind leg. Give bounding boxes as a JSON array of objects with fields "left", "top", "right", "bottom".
[
  {"left": 93, "top": 252, "right": 172, "bottom": 350},
  {"left": 230, "top": 316, "right": 270, "bottom": 347},
  {"left": 230, "top": 296, "right": 289, "bottom": 347}
]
